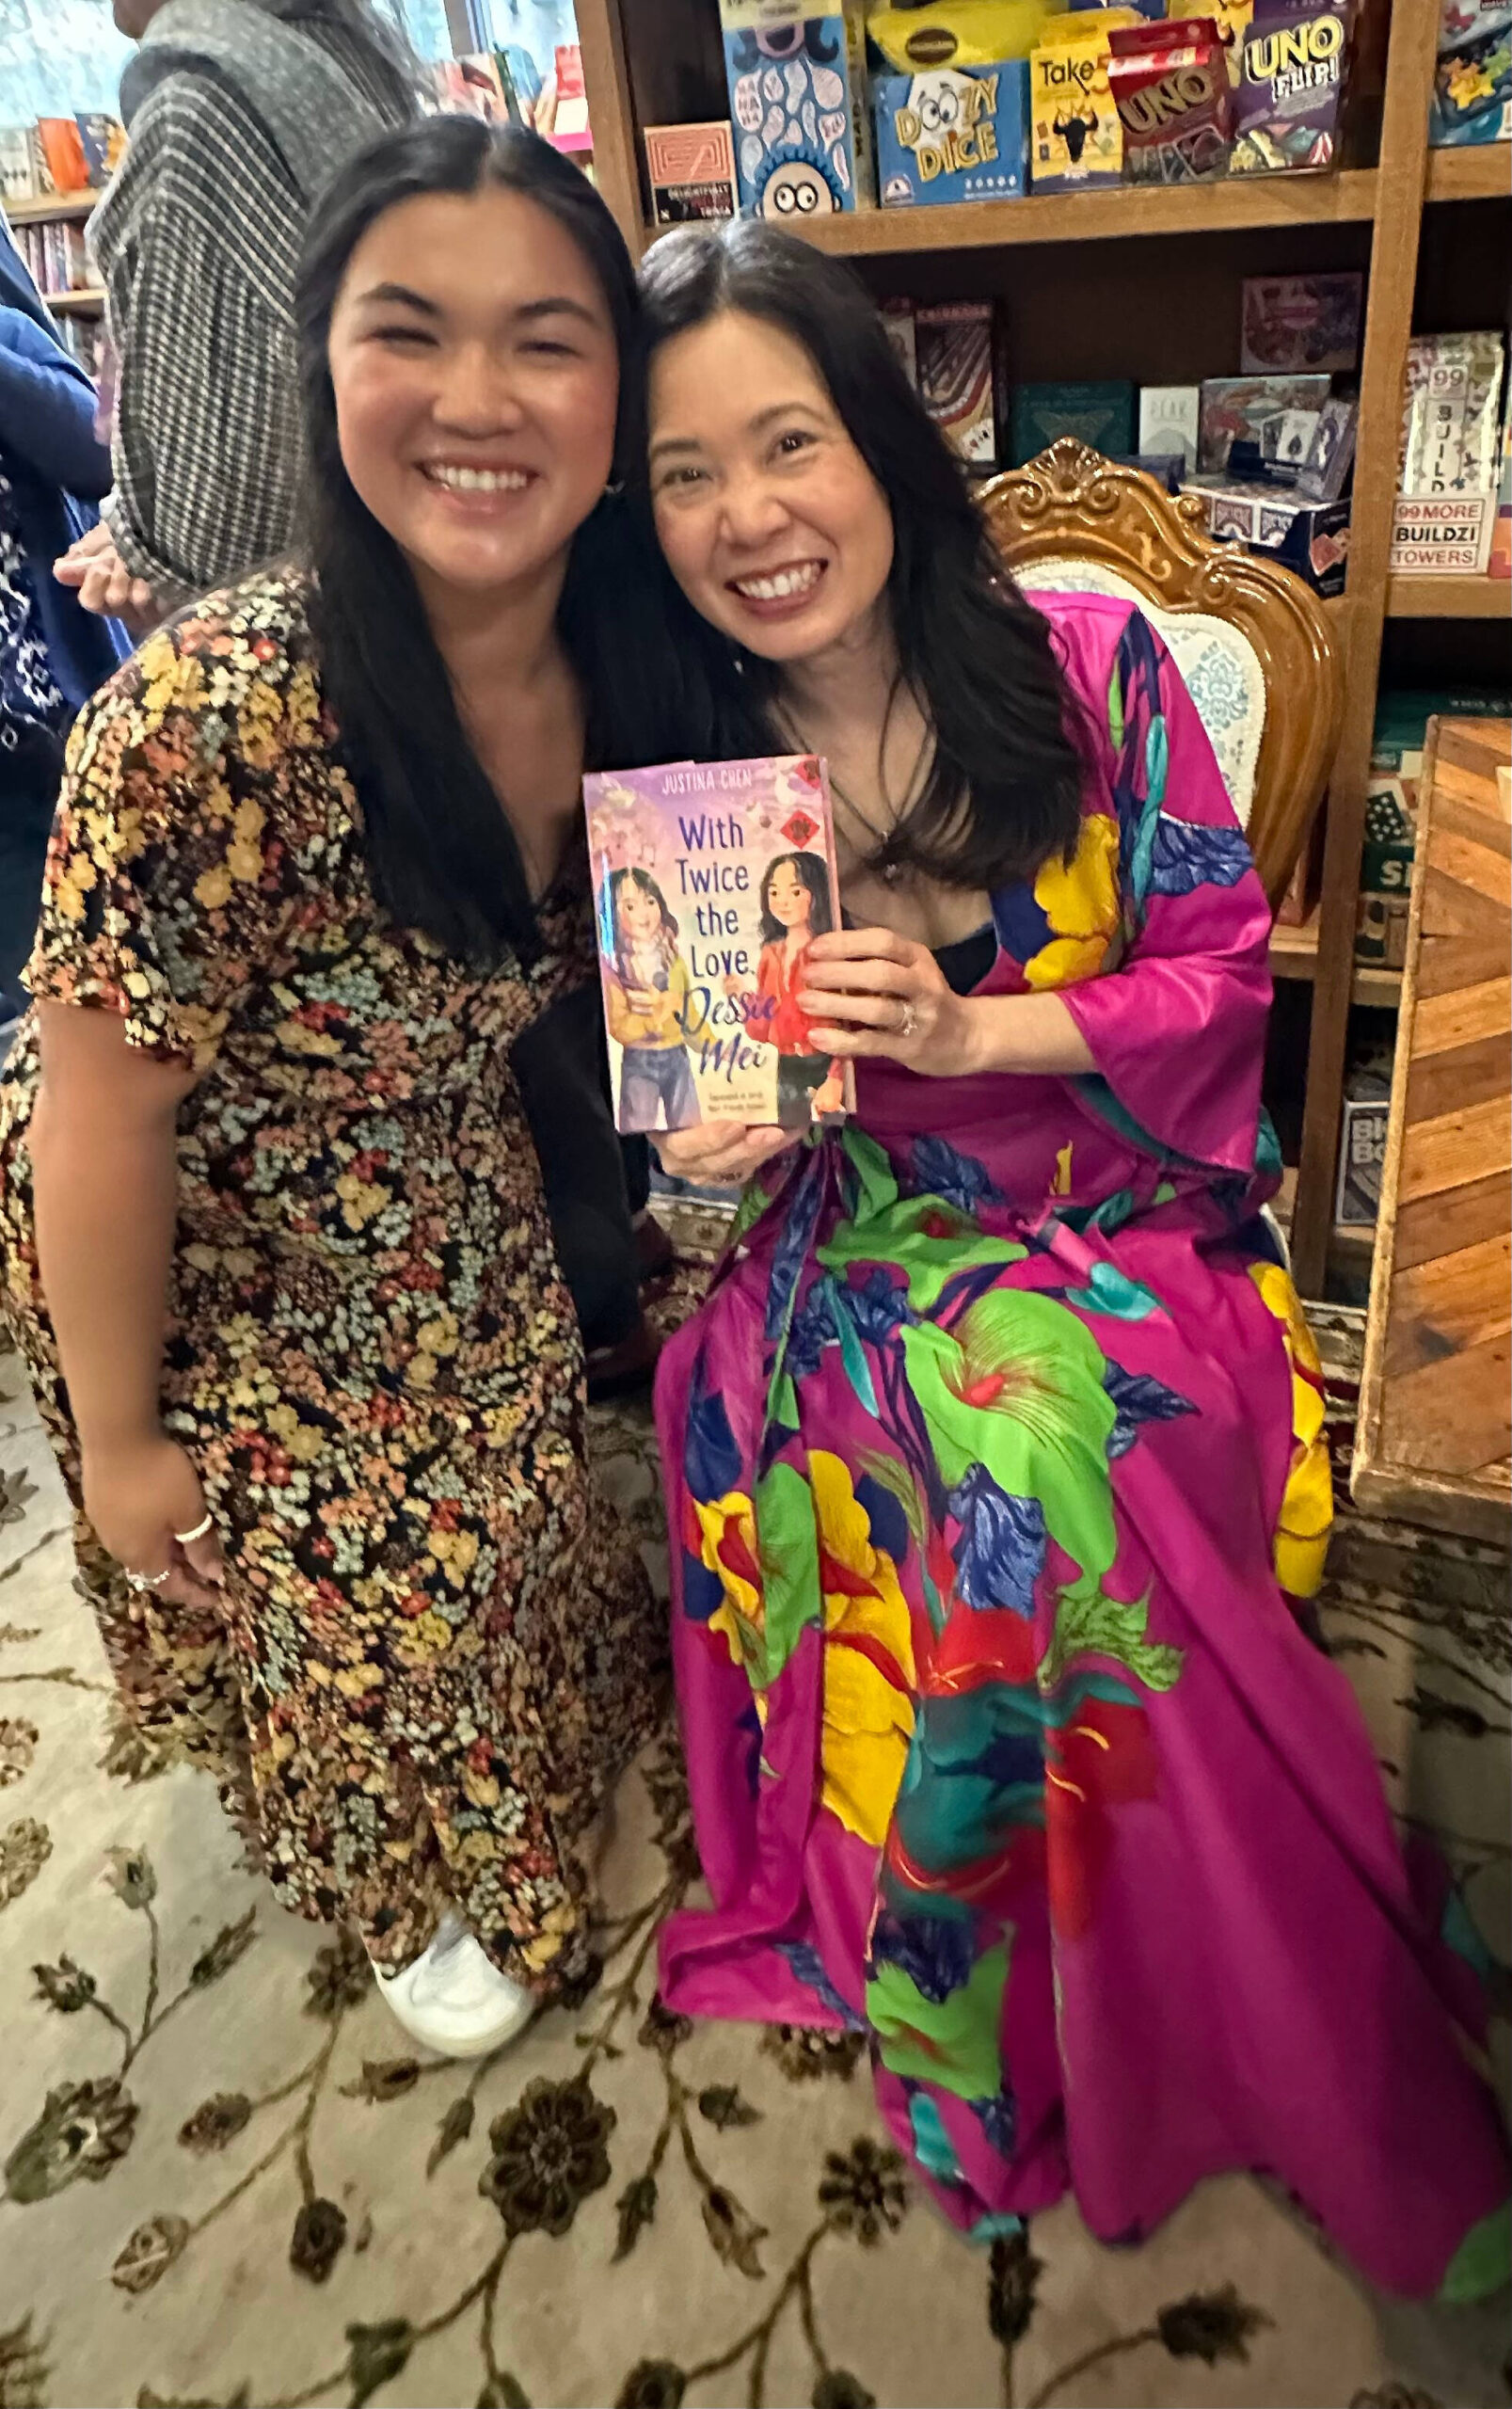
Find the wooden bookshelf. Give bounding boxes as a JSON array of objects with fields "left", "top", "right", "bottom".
[
  {"left": 1385, "top": 574, "right": 1511, "bottom": 617},
  {"left": 42, "top": 288, "right": 103, "bottom": 314},
  {"left": 3, "top": 191, "right": 97, "bottom": 225}
]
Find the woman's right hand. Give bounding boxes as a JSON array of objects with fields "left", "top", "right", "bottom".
[
  {"left": 653, "top": 1122, "right": 797, "bottom": 1187},
  {"left": 81, "top": 1431, "right": 225, "bottom": 1608}
]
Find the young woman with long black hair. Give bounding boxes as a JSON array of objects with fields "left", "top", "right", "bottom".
[
  {"left": 0, "top": 118, "right": 674, "bottom": 2058},
  {"left": 639, "top": 221, "right": 1509, "bottom": 2299}
]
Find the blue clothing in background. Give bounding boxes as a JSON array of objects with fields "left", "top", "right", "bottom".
[{"left": 0, "top": 230, "right": 129, "bottom": 707}]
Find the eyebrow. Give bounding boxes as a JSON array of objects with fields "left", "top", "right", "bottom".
[
  {"left": 351, "top": 284, "right": 600, "bottom": 328},
  {"left": 649, "top": 398, "right": 824, "bottom": 463}
]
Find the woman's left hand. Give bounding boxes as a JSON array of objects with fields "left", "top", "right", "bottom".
[{"left": 800, "top": 929, "right": 981, "bottom": 1080}]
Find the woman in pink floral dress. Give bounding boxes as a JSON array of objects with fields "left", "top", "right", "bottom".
[{"left": 637, "top": 220, "right": 1509, "bottom": 2298}]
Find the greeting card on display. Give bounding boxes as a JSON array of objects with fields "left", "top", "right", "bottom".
[{"left": 585, "top": 757, "right": 853, "bottom": 1135}]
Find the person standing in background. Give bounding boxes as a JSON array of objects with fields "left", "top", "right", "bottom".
[
  {"left": 55, "top": 0, "right": 420, "bottom": 626},
  {"left": 0, "top": 224, "right": 128, "bottom": 1025}
]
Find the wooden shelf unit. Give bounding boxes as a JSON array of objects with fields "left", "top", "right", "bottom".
[
  {"left": 575, "top": 0, "right": 1507, "bottom": 1295},
  {"left": 1386, "top": 574, "right": 1511, "bottom": 617},
  {"left": 641, "top": 166, "right": 1382, "bottom": 261},
  {"left": 41, "top": 287, "right": 103, "bottom": 314}
]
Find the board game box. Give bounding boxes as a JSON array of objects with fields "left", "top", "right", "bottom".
[
  {"left": 874, "top": 56, "right": 1030, "bottom": 202},
  {"left": 1240, "top": 271, "right": 1363, "bottom": 374},
  {"left": 586, "top": 757, "right": 852, "bottom": 1134},
  {"left": 723, "top": 6, "right": 877, "bottom": 216},
  {"left": 917, "top": 300, "right": 1001, "bottom": 465}
]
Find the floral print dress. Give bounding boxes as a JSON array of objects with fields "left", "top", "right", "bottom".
[
  {"left": 656, "top": 595, "right": 1510, "bottom": 2300},
  {"left": 0, "top": 567, "right": 661, "bottom": 1986}
]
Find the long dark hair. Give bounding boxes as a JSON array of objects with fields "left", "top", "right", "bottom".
[
  {"left": 758, "top": 850, "right": 834, "bottom": 945},
  {"left": 297, "top": 116, "right": 669, "bottom": 965},
  {"left": 638, "top": 222, "right": 1087, "bottom": 890},
  {"left": 608, "top": 866, "right": 679, "bottom": 987}
]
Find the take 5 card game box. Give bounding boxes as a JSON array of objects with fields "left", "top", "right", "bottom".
[{"left": 586, "top": 757, "right": 852, "bottom": 1135}]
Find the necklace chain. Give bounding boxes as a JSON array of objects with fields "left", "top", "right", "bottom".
[{"left": 780, "top": 710, "right": 932, "bottom": 885}]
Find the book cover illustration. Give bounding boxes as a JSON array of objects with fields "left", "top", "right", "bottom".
[{"left": 585, "top": 755, "right": 852, "bottom": 1136}]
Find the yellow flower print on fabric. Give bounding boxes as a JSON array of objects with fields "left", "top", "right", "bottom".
[
  {"left": 693, "top": 1490, "right": 765, "bottom": 1680},
  {"left": 1024, "top": 811, "right": 1122, "bottom": 992},
  {"left": 1249, "top": 1261, "right": 1333, "bottom": 1599},
  {"left": 810, "top": 1450, "right": 917, "bottom": 1852}
]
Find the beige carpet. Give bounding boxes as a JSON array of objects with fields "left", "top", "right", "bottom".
[{"left": 0, "top": 1234, "right": 1507, "bottom": 2409}]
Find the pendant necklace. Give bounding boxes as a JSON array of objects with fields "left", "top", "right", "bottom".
[{"left": 781, "top": 715, "right": 932, "bottom": 888}]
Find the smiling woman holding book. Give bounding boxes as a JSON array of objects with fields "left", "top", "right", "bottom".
[
  {"left": 637, "top": 220, "right": 1510, "bottom": 2299},
  {"left": 0, "top": 119, "right": 672, "bottom": 2062}
]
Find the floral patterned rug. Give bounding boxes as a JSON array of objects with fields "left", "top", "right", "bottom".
[{"left": 0, "top": 1210, "right": 1507, "bottom": 2409}]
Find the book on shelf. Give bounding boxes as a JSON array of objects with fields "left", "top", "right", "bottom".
[
  {"left": 0, "top": 114, "right": 124, "bottom": 202},
  {"left": 585, "top": 755, "right": 852, "bottom": 1135}
]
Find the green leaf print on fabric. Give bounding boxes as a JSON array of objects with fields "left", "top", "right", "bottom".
[
  {"left": 834, "top": 1296, "right": 880, "bottom": 1417},
  {"left": 901, "top": 1293, "right": 1118, "bottom": 1587},
  {"left": 1106, "top": 659, "right": 1125, "bottom": 752},
  {"left": 754, "top": 1460, "right": 822, "bottom": 1689},
  {"left": 867, "top": 1945, "right": 1010, "bottom": 2098},
  {"left": 820, "top": 1202, "right": 1027, "bottom": 1318},
  {"left": 840, "top": 1126, "right": 901, "bottom": 1223},
  {"left": 1063, "top": 1262, "right": 1164, "bottom": 1322},
  {"left": 1039, "top": 1588, "right": 1185, "bottom": 1696}
]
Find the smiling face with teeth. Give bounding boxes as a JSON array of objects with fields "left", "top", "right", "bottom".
[
  {"left": 647, "top": 308, "right": 895, "bottom": 669},
  {"left": 327, "top": 184, "right": 620, "bottom": 609}
]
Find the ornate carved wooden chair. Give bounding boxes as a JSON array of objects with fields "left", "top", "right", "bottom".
[{"left": 978, "top": 438, "right": 1344, "bottom": 909}]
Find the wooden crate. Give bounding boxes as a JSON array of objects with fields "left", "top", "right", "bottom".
[{"left": 1353, "top": 716, "right": 1512, "bottom": 1540}]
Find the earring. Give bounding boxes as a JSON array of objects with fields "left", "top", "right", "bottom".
[{"left": 603, "top": 478, "right": 626, "bottom": 500}]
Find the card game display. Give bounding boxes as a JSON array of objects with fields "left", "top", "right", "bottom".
[
  {"left": 1138, "top": 384, "right": 1202, "bottom": 468},
  {"left": 874, "top": 56, "right": 1030, "bottom": 200},
  {"left": 1107, "top": 18, "right": 1233, "bottom": 181},
  {"left": 916, "top": 300, "right": 1001, "bottom": 463},
  {"left": 1429, "top": 0, "right": 1512, "bottom": 143},
  {"left": 645, "top": 121, "right": 740, "bottom": 220},
  {"left": 1297, "top": 394, "right": 1358, "bottom": 501},
  {"left": 1183, "top": 476, "right": 1350, "bottom": 593},
  {"left": 1012, "top": 377, "right": 1136, "bottom": 462},
  {"left": 1029, "top": 15, "right": 1133, "bottom": 186},
  {"left": 587, "top": 757, "right": 851, "bottom": 1134},
  {"left": 1240, "top": 270, "right": 1362, "bottom": 373},
  {"left": 1198, "top": 372, "right": 1331, "bottom": 469},
  {"left": 723, "top": 5, "right": 877, "bottom": 215},
  {"left": 1231, "top": 0, "right": 1351, "bottom": 171},
  {"left": 1167, "top": 0, "right": 1253, "bottom": 82}
]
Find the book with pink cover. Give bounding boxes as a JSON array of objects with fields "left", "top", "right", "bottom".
[{"left": 584, "top": 755, "right": 853, "bottom": 1135}]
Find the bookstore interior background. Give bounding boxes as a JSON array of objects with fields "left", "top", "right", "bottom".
[{"left": 0, "top": 0, "right": 1508, "bottom": 2405}]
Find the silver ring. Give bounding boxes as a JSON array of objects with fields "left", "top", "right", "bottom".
[
  {"left": 129, "top": 1570, "right": 171, "bottom": 1592},
  {"left": 173, "top": 1513, "right": 215, "bottom": 1545},
  {"left": 897, "top": 1000, "right": 917, "bottom": 1040}
]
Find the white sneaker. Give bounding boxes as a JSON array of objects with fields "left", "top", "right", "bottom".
[{"left": 372, "top": 1910, "right": 534, "bottom": 2059}]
